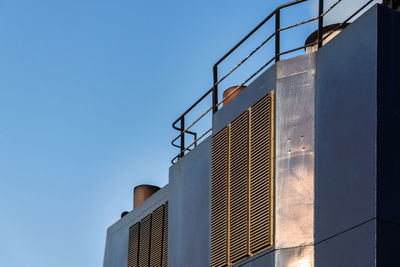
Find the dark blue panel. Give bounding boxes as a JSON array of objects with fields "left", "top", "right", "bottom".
[
  {"left": 376, "top": 4, "right": 400, "bottom": 225},
  {"left": 233, "top": 250, "right": 274, "bottom": 267},
  {"left": 377, "top": 219, "right": 400, "bottom": 267},
  {"left": 315, "top": 220, "right": 376, "bottom": 267},
  {"left": 315, "top": 4, "right": 378, "bottom": 243}
]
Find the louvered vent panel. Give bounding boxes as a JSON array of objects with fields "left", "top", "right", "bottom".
[
  {"left": 162, "top": 202, "right": 168, "bottom": 267},
  {"left": 229, "top": 111, "right": 249, "bottom": 263},
  {"left": 139, "top": 214, "right": 152, "bottom": 267},
  {"left": 127, "top": 222, "right": 140, "bottom": 267},
  {"left": 250, "top": 93, "right": 273, "bottom": 253},
  {"left": 150, "top": 205, "right": 164, "bottom": 266},
  {"left": 210, "top": 127, "right": 229, "bottom": 267}
]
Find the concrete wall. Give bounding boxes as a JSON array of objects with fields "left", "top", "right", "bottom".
[{"left": 103, "top": 186, "right": 168, "bottom": 267}]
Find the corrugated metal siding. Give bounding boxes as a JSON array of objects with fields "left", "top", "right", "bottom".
[
  {"left": 127, "top": 222, "right": 140, "bottom": 267},
  {"left": 211, "top": 127, "right": 229, "bottom": 267},
  {"left": 249, "top": 94, "right": 273, "bottom": 253}
]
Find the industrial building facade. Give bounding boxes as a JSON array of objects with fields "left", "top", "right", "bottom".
[{"left": 103, "top": 3, "right": 400, "bottom": 267}]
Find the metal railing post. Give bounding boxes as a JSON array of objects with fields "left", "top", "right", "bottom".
[
  {"left": 318, "top": 0, "right": 324, "bottom": 49},
  {"left": 275, "top": 10, "right": 281, "bottom": 61},
  {"left": 212, "top": 65, "right": 219, "bottom": 113},
  {"left": 180, "top": 117, "right": 185, "bottom": 158}
]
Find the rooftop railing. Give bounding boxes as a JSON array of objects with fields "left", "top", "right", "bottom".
[{"left": 171, "top": 0, "right": 380, "bottom": 164}]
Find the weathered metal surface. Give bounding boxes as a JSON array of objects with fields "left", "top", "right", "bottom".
[
  {"left": 275, "top": 54, "right": 315, "bottom": 252},
  {"left": 168, "top": 137, "right": 211, "bottom": 267},
  {"left": 275, "top": 246, "right": 314, "bottom": 267}
]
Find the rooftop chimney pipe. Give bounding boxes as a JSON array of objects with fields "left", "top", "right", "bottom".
[
  {"left": 223, "top": 86, "right": 246, "bottom": 106},
  {"left": 133, "top": 184, "right": 160, "bottom": 208}
]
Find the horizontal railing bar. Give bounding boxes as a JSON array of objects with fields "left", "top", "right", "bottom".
[
  {"left": 214, "top": 0, "right": 308, "bottom": 67},
  {"left": 214, "top": 32, "right": 276, "bottom": 88},
  {"left": 171, "top": 129, "right": 197, "bottom": 145},
  {"left": 172, "top": 87, "right": 213, "bottom": 129},
  {"left": 321, "top": 0, "right": 343, "bottom": 17},
  {"left": 213, "top": 0, "right": 343, "bottom": 93},
  {"left": 171, "top": 0, "right": 376, "bottom": 164},
  {"left": 215, "top": 57, "right": 275, "bottom": 109},
  {"left": 278, "top": 42, "right": 316, "bottom": 57},
  {"left": 171, "top": 56, "right": 277, "bottom": 162},
  {"left": 319, "top": 0, "right": 374, "bottom": 43},
  {"left": 172, "top": 0, "right": 311, "bottom": 141},
  {"left": 173, "top": 57, "right": 277, "bottom": 143},
  {"left": 171, "top": 127, "right": 212, "bottom": 164},
  {"left": 175, "top": 105, "right": 213, "bottom": 141},
  {"left": 279, "top": 16, "right": 318, "bottom": 32}
]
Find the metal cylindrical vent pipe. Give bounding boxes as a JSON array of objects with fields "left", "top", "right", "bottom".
[
  {"left": 222, "top": 86, "right": 246, "bottom": 106},
  {"left": 133, "top": 184, "right": 160, "bottom": 208}
]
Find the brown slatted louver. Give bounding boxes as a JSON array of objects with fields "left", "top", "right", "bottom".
[
  {"left": 162, "top": 201, "right": 168, "bottom": 267},
  {"left": 210, "top": 92, "right": 274, "bottom": 266},
  {"left": 211, "top": 127, "right": 229, "bottom": 267},
  {"left": 127, "top": 201, "right": 168, "bottom": 267},
  {"left": 150, "top": 205, "right": 164, "bottom": 266},
  {"left": 229, "top": 111, "right": 249, "bottom": 264},
  {"left": 139, "top": 214, "right": 152, "bottom": 267},
  {"left": 127, "top": 222, "right": 140, "bottom": 267},
  {"left": 249, "top": 94, "right": 273, "bottom": 253}
]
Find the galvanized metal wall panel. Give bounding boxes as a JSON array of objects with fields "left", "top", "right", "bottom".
[
  {"left": 169, "top": 137, "right": 211, "bottom": 267},
  {"left": 275, "top": 55, "right": 315, "bottom": 252}
]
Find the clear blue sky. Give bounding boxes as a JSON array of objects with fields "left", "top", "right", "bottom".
[{"left": 0, "top": 1, "right": 375, "bottom": 267}]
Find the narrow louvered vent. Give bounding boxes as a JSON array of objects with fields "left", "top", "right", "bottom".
[
  {"left": 139, "top": 214, "right": 152, "bottom": 267},
  {"left": 250, "top": 93, "right": 273, "bottom": 253},
  {"left": 229, "top": 111, "right": 249, "bottom": 264},
  {"left": 210, "top": 92, "right": 274, "bottom": 267},
  {"left": 162, "top": 202, "right": 168, "bottom": 267},
  {"left": 211, "top": 127, "right": 229, "bottom": 267},
  {"left": 127, "top": 222, "right": 140, "bottom": 267},
  {"left": 127, "top": 201, "right": 168, "bottom": 267},
  {"left": 150, "top": 205, "right": 164, "bottom": 266}
]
